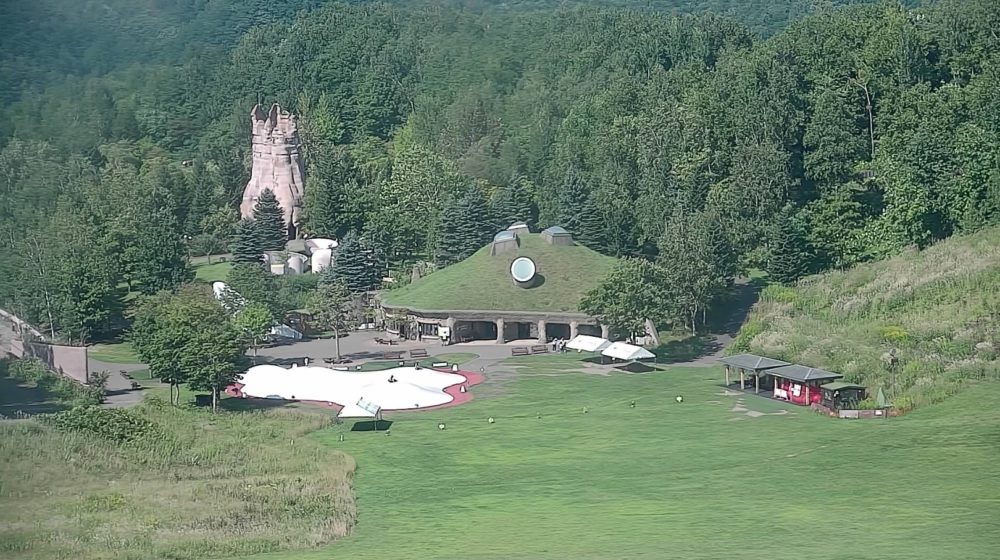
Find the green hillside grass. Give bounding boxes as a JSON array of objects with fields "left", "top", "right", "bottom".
[
  {"left": 734, "top": 226, "right": 1000, "bottom": 411},
  {"left": 383, "top": 234, "right": 616, "bottom": 312},
  {"left": 0, "top": 400, "right": 356, "bottom": 559}
]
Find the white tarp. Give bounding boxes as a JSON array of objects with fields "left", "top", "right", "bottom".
[
  {"left": 566, "top": 335, "right": 611, "bottom": 353},
  {"left": 601, "top": 342, "right": 655, "bottom": 361}
]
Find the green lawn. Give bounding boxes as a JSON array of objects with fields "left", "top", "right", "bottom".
[
  {"left": 87, "top": 342, "right": 141, "bottom": 364},
  {"left": 383, "top": 234, "right": 616, "bottom": 312},
  {"left": 244, "top": 353, "right": 1000, "bottom": 560},
  {"left": 193, "top": 261, "right": 232, "bottom": 283}
]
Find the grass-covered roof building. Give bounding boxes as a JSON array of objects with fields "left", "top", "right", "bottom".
[{"left": 381, "top": 226, "right": 616, "bottom": 344}]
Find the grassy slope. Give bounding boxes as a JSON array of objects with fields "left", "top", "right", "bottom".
[
  {"left": 87, "top": 341, "right": 140, "bottom": 364},
  {"left": 193, "top": 261, "right": 232, "bottom": 283},
  {"left": 384, "top": 235, "right": 616, "bottom": 312},
  {"left": 735, "top": 227, "right": 1000, "bottom": 410},
  {"left": 0, "top": 401, "right": 356, "bottom": 559},
  {"left": 239, "top": 354, "right": 1000, "bottom": 560}
]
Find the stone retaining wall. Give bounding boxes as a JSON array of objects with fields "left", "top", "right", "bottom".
[{"left": 1, "top": 309, "right": 89, "bottom": 383}]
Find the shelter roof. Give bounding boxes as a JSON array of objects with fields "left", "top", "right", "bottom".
[
  {"left": 717, "top": 353, "right": 790, "bottom": 371},
  {"left": 493, "top": 230, "right": 517, "bottom": 242},
  {"left": 602, "top": 342, "right": 655, "bottom": 361},
  {"left": 769, "top": 364, "right": 843, "bottom": 383},
  {"left": 821, "top": 382, "right": 866, "bottom": 391},
  {"left": 542, "top": 226, "right": 569, "bottom": 235},
  {"left": 566, "top": 335, "right": 610, "bottom": 353}
]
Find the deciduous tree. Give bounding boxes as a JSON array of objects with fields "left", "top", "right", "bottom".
[
  {"left": 307, "top": 279, "right": 356, "bottom": 361},
  {"left": 233, "top": 302, "right": 274, "bottom": 358},
  {"left": 130, "top": 285, "right": 245, "bottom": 408},
  {"left": 580, "top": 258, "right": 671, "bottom": 341}
]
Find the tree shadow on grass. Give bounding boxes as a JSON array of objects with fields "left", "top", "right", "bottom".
[
  {"left": 188, "top": 394, "right": 312, "bottom": 412},
  {"left": 0, "top": 375, "right": 72, "bottom": 417},
  {"left": 350, "top": 419, "right": 392, "bottom": 431},
  {"left": 653, "top": 335, "right": 722, "bottom": 364}
]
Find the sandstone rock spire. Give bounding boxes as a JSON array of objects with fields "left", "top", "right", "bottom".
[{"left": 240, "top": 103, "right": 305, "bottom": 239}]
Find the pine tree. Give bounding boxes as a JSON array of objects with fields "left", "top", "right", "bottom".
[
  {"left": 491, "top": 174, "right": 535, "bottom": 231},
  {"left": 557, "top": 168, "right": 604, "bottom": 251},
  {"left": 435, "top": 196, "right": 465, "bottom": 265},
  {"left": 330, "top": 231, "right": 378, "bottom": 294},
  {"left": 436, "top": 184, "right": 494, "bottom": 265},
  {"left": 767, "top": 214, "right": 816, "bottom": 284},
  {"left": 230, "top": 218, "right": 263, "bottom": 265},
  {"left": 252, "top": 189, "right": 287, "bottom": 250}
]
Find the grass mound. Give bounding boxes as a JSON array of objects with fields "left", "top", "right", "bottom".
[
  {"left": 735, "top": 226, "right": 1000, "bottom": 411},
  {"left": 0, "top": 398, "right": 356, "bottom": 559},
  {"left": 383, "top": 234, "right": 616, "bottom": 312}
]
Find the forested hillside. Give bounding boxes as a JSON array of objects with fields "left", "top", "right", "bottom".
[{"left": 1, "top": 0, "right": 998, "bottom": 344}]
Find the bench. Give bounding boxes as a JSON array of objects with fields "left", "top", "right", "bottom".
[
  {"left": 382, "top": 352, "right": 404, "bottom": 360},
  {"left": 409, "top": 349, "right": 429, "bottom": 359},
  {"left": 374, "top": 337, "right": 398, "bottom": 346},
  {"left": 431, "top": 361, "right": 449, "bottom": 368},
  {"left": 530, "top": 345, "right": 549, "bottom": 355},
  {"left": 511, "top": 346, "right": 530, "bottom": 356}
]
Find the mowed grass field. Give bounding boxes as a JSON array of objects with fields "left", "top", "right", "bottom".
[
  {"left": 87, "top": 341, "right": 140, "bottom": 364},
  {"left": 245, "top": 354, "right": 1000, "bottom": 560}
]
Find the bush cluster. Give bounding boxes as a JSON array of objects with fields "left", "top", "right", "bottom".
[
  {"left": 3, "top": 358, "right": 103, "bottom": 406},
  {"left": 42, "top": 406, "right": 160, "bottom": 444}
]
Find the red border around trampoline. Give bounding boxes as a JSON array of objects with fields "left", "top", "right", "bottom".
[{"left": 224, "top": 367, "right": 485, "bottom": 413}]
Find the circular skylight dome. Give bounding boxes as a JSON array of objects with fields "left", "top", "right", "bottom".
[{"left": 510, "top": 257, "right": 536, "bottom": 283}]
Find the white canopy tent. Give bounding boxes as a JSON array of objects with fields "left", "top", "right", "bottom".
[
  {"left": 601, "top": 342, "right": 656, "bottom": 362},
  {"left": 565, "top": 335, "right": 611, "bottom": 353}
]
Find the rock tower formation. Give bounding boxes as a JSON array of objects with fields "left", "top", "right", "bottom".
[{"left": 240, "top": 103, "right": 305, "bottom": 239}]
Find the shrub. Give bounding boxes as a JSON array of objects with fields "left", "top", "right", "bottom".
[
  {"left": 6, "top": 359, "right": 102, "bottom": 406},
  {"left": 877, "top": 325, "right": 910, "bottom": 344},
  {"left": 43, "top": 406, "right": 160, "bottom": 444},
  {"left": 730, "top": 320, "right": 766, "bottom": 354},
  {"left": 763, "top": 285, "right": 801, "bottom": 306},
  {"left": 854, "top": 397, "right": 880, "bottom": 410}
]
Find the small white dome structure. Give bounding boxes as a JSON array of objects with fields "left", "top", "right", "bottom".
[
  {"left": 311, "top": 247, "right": 333, "bottom": 272},
  {"left": 286, "top": 253, "right": 309, "bottom": 274},
  {"left": 305, "top": 238, "right": 338, "bottom": 253}
]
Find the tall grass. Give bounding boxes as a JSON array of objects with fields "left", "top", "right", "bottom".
[
  {"left": 0, "top": 399, "right": 356, "bottom": 559},
  {"left": 736, "top": 227, "right": 1000, "bottom": 410}
]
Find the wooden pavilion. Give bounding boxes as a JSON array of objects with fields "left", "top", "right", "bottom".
[{"left": 718, "top": 353, "right": 790, "bottom": 392}]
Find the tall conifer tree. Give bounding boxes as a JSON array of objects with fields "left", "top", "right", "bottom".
[
  {"left": 436, "top": 184, "right": 494, "bottom": 265},
  {"left": 330, "top": 231, "right": 378, "bottom": 294},
  {"left": 252, "top": 189, "right": 287, "bottom": 251},
  {"left": 231, "top": 218, "right": 263, "bottom": 265},
  {"left": 557, "top": 168, "right": 604, "bottom": 251}
]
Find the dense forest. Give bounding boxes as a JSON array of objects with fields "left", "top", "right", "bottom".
[{"left": 1, "top": 0, "right": 998, "bottom": 343}]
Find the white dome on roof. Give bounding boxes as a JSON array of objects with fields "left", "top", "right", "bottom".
[{"left": 305, "top": 238, "right": 338, "bottom": 253}]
